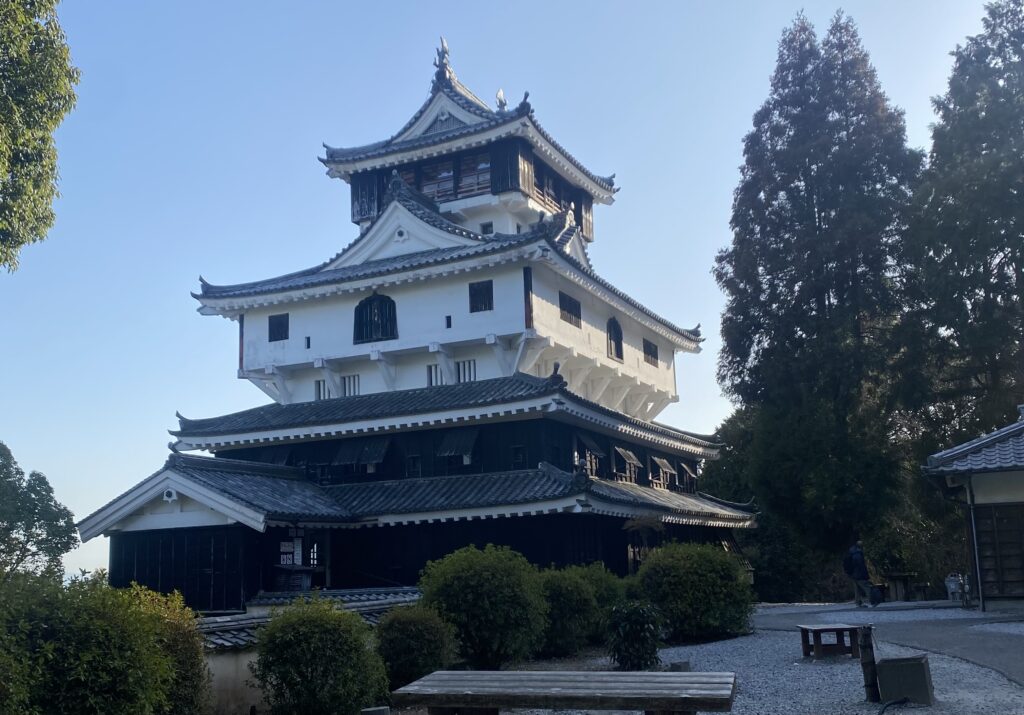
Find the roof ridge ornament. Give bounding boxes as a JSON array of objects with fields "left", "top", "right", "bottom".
[
  {"left": 496, "top": 88, "right": 507, "bottom": 112},
  {"left": 517, "top": 90, "right": 531, "bottom": 112},
  {"left": 432, "top": 36, "right": 456, "bottom": 90}
]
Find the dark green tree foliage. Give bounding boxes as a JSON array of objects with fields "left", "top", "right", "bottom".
[
  {"left": 562, "top": 562, "right": 626, "bottom": 644},
  {"left": 539, "top": 568, "right": 599, "bottom": 657},
  {"left": 714, "top": 13, "right": 922, "bottom": 549},
  {"left": 0, "top": 440, "right": 77, "bottom": 584},
  {"left": 637, "top": 543, "right": 752, "bottom": 642},
  {"left": 0, "top": 0, "right": 79, "bottom": 270},
  {"left": 129, "top": 585, "right": 211, "bottom": 715},
  {"left": 376, "top": 605, "right": 456, "bottom": 689},
  {"left": 250, "top": 596, "right": 388, "bottom": 715},
  {"left": 901, "top": 0, "right": 1024, "bottom": 434},
  {"left": 419, "top": 544, "right": 547, "bottom": 669},
  {"left": 32, "top": 573, "right": 175, "bottom": 715},
  {"left": 606, "top": 601, "right": 661, "bottom": 671}
]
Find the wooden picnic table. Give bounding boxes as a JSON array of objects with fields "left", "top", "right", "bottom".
[
  {"left": 797, "top": 623, "right": 861, "bottom": 659},
  {"left": 391, "top": 669, "right": 737, "bottom": 715}
]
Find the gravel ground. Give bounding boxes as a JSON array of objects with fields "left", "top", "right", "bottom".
[
  {"left": 500, "top": 629, "right": 1024, "bottom": 715},
  {"left": 970, "top": 621, "right": 1024, "bottom": 636}
]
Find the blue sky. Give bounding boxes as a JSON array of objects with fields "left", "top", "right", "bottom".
[{"left": 0, "top": 1, "right": 987, "bottom": 573}]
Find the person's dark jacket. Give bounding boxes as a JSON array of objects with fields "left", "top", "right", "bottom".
[{"left": 848, "top": 546, "right": 869, "bottom": 581}]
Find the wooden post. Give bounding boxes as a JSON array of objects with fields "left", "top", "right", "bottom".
[{"left": 858, "top": 625, "right": 880, "bottom": 703}]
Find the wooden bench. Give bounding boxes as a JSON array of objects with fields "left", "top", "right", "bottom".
[
  {"left": 392, "top": 669, "right": 736, "bottom": 715},
  {"left": 798, "top": 623, "right": 861, "bottom": 659}
]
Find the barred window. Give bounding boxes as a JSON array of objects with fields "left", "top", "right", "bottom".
[
  {"left": 268, "top": 313, "right": 289, "bottom": 342},
  {"left": 643, "top": 339, "right": 659, "bottom": 366},
  {"left": 607, "top": 318, "right": 623, "bottom": 361},
  {"left": 469, "top": 280, "right": 493, "bottom": 312},
  {"left": 559, "top": 292, "right": 581, "bottom": 328},
  {"left": 353, "top": 293, "right": 397, "bottom": 344}
]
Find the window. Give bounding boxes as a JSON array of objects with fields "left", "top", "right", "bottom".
[
  {"left": 314, "top": 379, "right": 332, "bottom": 401},
  {"left": 353, "top": 293, "right": 397, "bottom": 343},
  {"left": 578, "top": 432, "right": 606, "bottom": 477},
  {"left": 510, "top": 444, "right": 527, "bottom": 469},
  {"left": 607, "top": 318, "right": 623, "bottom": 361},
  {"left": 405, "top": 454, "right": 422, "bottom": 478},
  {"left": 420, "top": 159, "right": 455, "bottom": 201},
  {"left": 456, "top": 359, "right": 477, "bottom": 383},
  {"left": 268, "top": 313, "right": 289, "bottom": 342},
  {"left": 339, "top": 374, "right": 359, "bottom": 397},
  {"left": 427, "top": 364, "right": 445, "bottom": 386},
  {"left": 559, "top": 292, "right": 581, "bottom": 328},
  {"left": 308, "top": 541, "right": 319, "bottom": 567},
  {"left": 643, "top": 339, "right": 659, "bottom": 366},
  {"left": 305, "top": 336, "right": 311, "bottom": 349},
  {"left": 445, "top": 315, "right": 452, "bottom": 328},
  {"left": 480, "top": 221, "right": 494, "bottom": 235},
  {"left": 459, "top": 152, "right": 491, "bottom": 197},
  {"left": 469, "top": 280, "right": 493, "bottom": 312},
  {"left": 516, "top": 223, "right": 522, "bottom": 234},
  {"left": 613, "top": 446, "right": 642, "bottom": 482}
]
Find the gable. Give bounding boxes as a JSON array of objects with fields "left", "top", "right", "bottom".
[
  {"left": 326, "top": 200, "right": 481, "bottom": 269},
  {"left": 394, "top": 92, "right": 489, "bottom": 142},
  {"left": 560, "top": 231, "right": 592, "bottom": 269}
]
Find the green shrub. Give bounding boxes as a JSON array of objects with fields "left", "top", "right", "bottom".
[
  {"left": 377, "top": 605, "right": 456, "bottom": 688},
  {"left": 419, "top": 544, "right": 547, "bottom": 669},
  {"left": 33, "top": 573, "right": 174, "bottom": 715},
  {"left": 607, "top": 601, "right": 661, "bottom": 671},
  {"left": 637, "top": 543, "right": 752, "bottom": 642},
  {"left": 539, "top": 568, "right": 599, "bottom": 657},
  {"left": 250, "top": 596, "right": 388, "bottom": 715},
  {"left": 563, "top": 562, "right": 625, "bottom": 644},
  {"left": 129, "top": 585, "right": 211, "bottom": 715}
]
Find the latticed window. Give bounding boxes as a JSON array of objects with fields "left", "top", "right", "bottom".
[
  {"left": 607, "top": 318, "right": 623, "bottom": 361},
  {"left": 559, "top": 291, "right": 581, "bottom": 328},
  {"left": 353, "top": 293, "right": 397, "bottom": 344},
  {"left": 458, "top": 152, "right": 491, "bottom": 197},
  {"left": 643, "top": 338, "right": 659, "bottom": 366}
]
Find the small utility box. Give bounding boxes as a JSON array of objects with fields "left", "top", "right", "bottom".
[{"left": 876, "top": 654, "right": 935, "bottom": 706}]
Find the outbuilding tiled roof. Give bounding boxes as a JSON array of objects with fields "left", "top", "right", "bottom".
[
  {"left": 925, "top": 410, "right": 1024, "bottom": 475},
  {"left": 324, "top": 464, "right": 578, "bottom": 517},
  {"left": 587, "top": 479, "right": 755, "bottom": 526},
  {"left": 167, "top": 453, "right": 350, "bottom": 521},
  {"left": 174, "top": 372, "right": 558, "bottom": 437}
]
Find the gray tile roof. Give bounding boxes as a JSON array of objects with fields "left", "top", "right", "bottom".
[
  {"left": 167, "top": 453, "right": 350, "bottom": 521},
  {"left": 200, "top": 588, "right": 421, "bottom": 650},
  {"left": 587, "top": 479, "right": 755, "bottom": 525},
  {"left": 925, "top": 411, "right": 1024, "bottom": 475},
  {"left": 174, "top": 372, "right": 559, "bottom": 437},
  {"left": 324, "top": 464, "right": 578, "bottom": 517}
]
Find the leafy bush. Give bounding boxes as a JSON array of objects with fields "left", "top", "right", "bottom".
[
  {"left": 129, "top": 585, "right": 210, "bottom": 715},
  {"left": 607, "top": 601, "right": 661, "bottom": 671},
  {"left": 638, "top": 543, "right": 753, "bottom": 642},
  {"left": 563, "top": 562, "right": 625, "bottom": 644},
  {"left": 377, "top": 605, "right": 456, "bottom": 688},
  {"left": 539, "top": 568, "right": 598, "bottom": 657},
  {"left": 250, "top": 596, "right": 388, "bottom": 715},
  {"left": 33, "top": 573, "right": 174, "bottom": 715},
  {"left": 419, "top": 544, "right": 547, "bottom": 668}
]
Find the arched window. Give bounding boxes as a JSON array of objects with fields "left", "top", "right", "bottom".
[
  {"left": 353, "top": 292, "right": 397, "bottom": 344},
  {"left": 607, "top": 318, "right": 623, "bottom": 361}
]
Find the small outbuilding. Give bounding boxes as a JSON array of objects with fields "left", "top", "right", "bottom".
[{"left": 924, "top": 406, "right": 1024, "bottom": 607}]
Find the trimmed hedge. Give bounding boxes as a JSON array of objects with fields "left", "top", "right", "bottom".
[
  {"left": 377, "top": 605, "right": 456, "bottom": 688},
  {"left": 419, "top": 545, "right": 547, "bottom": 668},
  {"left": 539, "top": 568, "right": 598, "bottom": 657},
  {"left": 250, "top": 596, "right": 388, "bottom": 715},
  {"left": 637, "top": 543, "right": 752, "bottom": 642},
  {"left": 607, "top": 601, "right": 661, "bottom": 671},
  {"left": 563, "top": 562, "right": 626, "bottom": 644}
]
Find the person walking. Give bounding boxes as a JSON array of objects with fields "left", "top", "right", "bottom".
[{"left": 844, "top": 541, "right": 872, "bottom": 607}]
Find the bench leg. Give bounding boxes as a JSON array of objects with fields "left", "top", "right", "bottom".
[
  {"left": 813, "top": 631, "right": 823, "bottom": 659},
  {"left": 849, "top": 629, "right": 860, "bottom": 658},
  {"left": 801, "top": 628, "right": 811, "bottom": 657},
  {"left": 428, "top": 709, "right": 498, "bottom": 715}
]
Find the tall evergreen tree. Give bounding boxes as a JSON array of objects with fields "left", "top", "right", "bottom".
[
  {"left": 714, "top": 13, "right": 922, "bottom": 548},
  {"left": 902, "top": 0, "right": 1024, "bottom": 436}
]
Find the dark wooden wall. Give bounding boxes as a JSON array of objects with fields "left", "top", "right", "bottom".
[
  {"left": 973, "top": 504, "right": 1024, "bottom": 598},
  {"left": 108, "top": 525, "right": 258, "bottom": 612}
]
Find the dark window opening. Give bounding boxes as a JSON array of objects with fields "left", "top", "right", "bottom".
[
  {"left": 559, "top": 292, "right": 581, "bottom": 328},
  {"left": 607, "top": 318, "right": 623, "bottom": 361},
  {"left": 405, "top": 454, "right": 422, "bottom": 478},
  {"left": 354, "top": 293, "right": 398, "bottom": 344},
  {"left": 420, "top": 160, "right": 455, "bottom": 202},
  {"left": 613, "top": 446, "right": 642, "bottom": 483},
  {"left": 469, "top": 280, "right": 494, "bottom": 313},
  {"left": 304, "top": 336, "right": 311, "bottom": 349},
  {"left": 445, "top": 315, "right": 452, "bottom": 329},
  {"left": 510, "top": 444, "right": 527, "bottom": 470},
  {"left": 458, "top": 153, "right": 491, "bottom": 197},
  {"left": 643, "top": 339, "right": 659, "bottom": 366},
  {"left": 480, "top": 221, "right": 494, "bottom": 235},
  {"left": 268, "top": 313, "right": 289, "bottom": 342}
]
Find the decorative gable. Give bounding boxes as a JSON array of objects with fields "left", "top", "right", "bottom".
[
  {"left": 393, "top": 91, "right": 488, "bottom": 142},
  {"left": 326, "top": 199, "right": 481, "bottom": 269}
]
